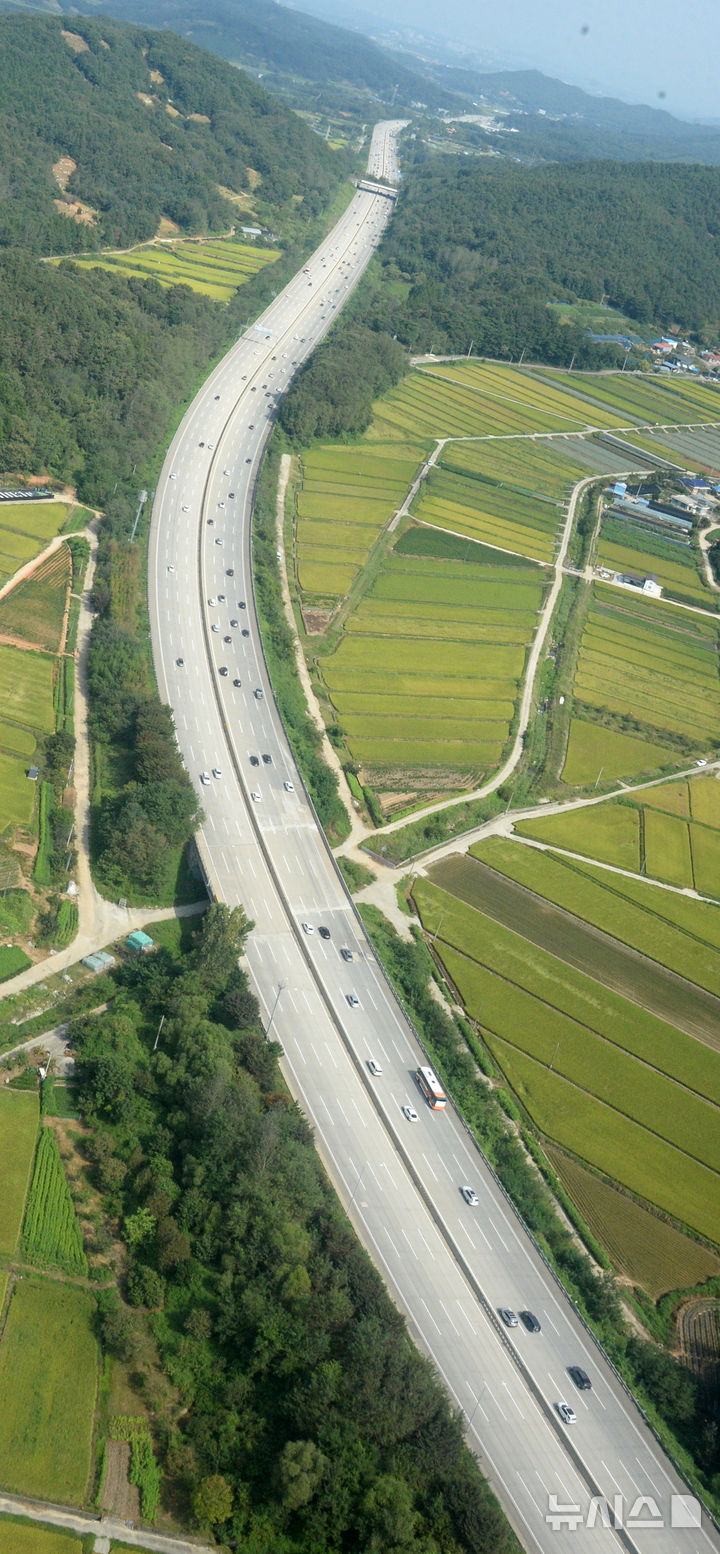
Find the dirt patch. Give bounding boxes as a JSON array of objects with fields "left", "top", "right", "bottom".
[
  {"left": 302, "top": 606, "right": 335, "bottom": 635},
  {"left": 61, "top": 29, "right": 89, "bottom": 52},
  {"left": 165, "top": 103, "right": 181, "bottom": 119},
  {"left": 149, "top": 69, "right": 165, "bottom": 84},
  {"left": 102, "top": 1440, "right": 141, "bottom": 1522},
  {"left": 156, "top": 217, "right": 180, "bottom": 238},
  {"left": 137, "top": 92, "right": 156, "bottom": 106},
  {"left": 188, "top": 112, "right": 211, "bottom": 124},
  {"left": 54, "top": 198, "right": 97, "bottom": 226},
  {"left": 52, "top": 156, "right": 77, "bottom": 191}
]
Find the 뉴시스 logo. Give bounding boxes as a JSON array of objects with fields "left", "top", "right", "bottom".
[{"left": 545, "top": 1492, "right": 702, "bottom": 1532}]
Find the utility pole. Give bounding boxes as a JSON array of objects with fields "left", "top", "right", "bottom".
[
  {"left": 467, "top": 339, "right": 474, "bottom": 357},
  {"left": 153, "top": 1014, "right": 165, "bottom": 1052},
  {"left": 265, "top": 981, "right": 286, "bottom": 1041},
  {"left": 549, "top": 1040, "right": 560, "bottom": 1072},
  {"left": 594, "top": 765, "right": 604, "bottom": 790},
  {"left": 130, "top": 488, "right": 148, "bottom": 543}
]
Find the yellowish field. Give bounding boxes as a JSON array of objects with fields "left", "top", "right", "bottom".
[{"left": 65, "top": 237, "right": 279, "bottom": 301}]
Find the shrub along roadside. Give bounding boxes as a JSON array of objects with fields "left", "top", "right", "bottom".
[
  {"left": 357, "top": 903, "right": 720, "bottom": 1518},
  {"left": 253, "top": 433, "right": 351, "bottom": 842}
]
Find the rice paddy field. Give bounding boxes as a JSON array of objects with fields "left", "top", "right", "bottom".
[
  {"left": 0, "top": 503, "right": 71, "bottom": 589},
  {"left": 542, "top": 369, "right": 720, "bottom": 427},
  {"left": 411, "top": 459, "right": 562, "bottom": 564},
  {"left": 596, "top": 523, "right": 712, "bottom": 605},
  {"left": 295, "top": 441, "right": 426, "bottom": 600},
  {"left": 0, "top": 643, "right": 54, "bottom": 833},
  {"left": 547, "top": 1150, "right": 720, "bottom": 1298},
  {"left": 320, "top": 546, "right": 545, "bottom": 779},
  {"left": 517, "top": 772, "right": 720, "bottom": 897},
  {"left": 561, "top": 718, "right": 677, "bottom": 786},
  {"left": 568, "top": 584, "right": 720, "bottom": 753},
  {"left": 467, "top": 834, "right": 720, "bottom": 995},
  {"left": 414, "top": 870, "right": 720, "bottom": 1242},
  {"left": 0, "top": 1278, "right": 98, "bottom": 1502},
  {"left": 64, "top": 236, "right": 279, "bottom": 301},
  {"left": 0, "top": 546, "right": 71, "bottom": 653},
  {"left": 369, "top": 361, "right": 629, "bottom": 442},
  {"left": 0, "top": 1524, "right": 82, "bottom": 1554},
  {"left": 0, "top": 1090, "right": 39, "bottom": 1255}
]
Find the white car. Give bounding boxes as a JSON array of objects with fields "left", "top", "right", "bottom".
[
  {"left": 302, "top": 922, "right": 314, "bottom": 935},
  {"left": 181, "top": 504, "right": 189, "bottom": 512},
  {"left": 251, "top": 791, "right": 261, "bottom": 803},
  {"left": 401, "top": 1104, "right": 419, "bottom": 1122},
  {"left": 347, "top": 993, "right": 360, "bottom": 1008},
  {"left": 169, "top": 472, "right": 176, "bottom": 479},
  {"left": 211, "top": 624, "right": 220, "bottom": 633},
  {"left": 167, "top": 564, "right": 175, "bottom": 573},
  {"left": 212, "top": 768, "right": 222, "bottom": 779},
  {"left": 367, "top": 1059, "right": 382, "bottom": 1076},
  {"left": 460, "top": 1186, "right": 479, "bottom": 1207},
  {"left": 208, "top": 597, "right": 216, "bottom": 606},
  {"left": 283, "top": 780, "right": 294, "bottom": 792},
  {"left": 200, "top": 771, "right": 210, "bottom": 785},
  {"left": 556, "top": 1403, "right": 576, "bottom": 1426}
]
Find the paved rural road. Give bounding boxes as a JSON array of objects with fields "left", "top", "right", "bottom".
[{"left": 148, "top": 123, "right": 720, "bottom": 1554}]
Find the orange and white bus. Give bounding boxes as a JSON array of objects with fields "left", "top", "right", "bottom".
[{"left": 416, "top": 1066, "right": 446, "bottom": 1110}]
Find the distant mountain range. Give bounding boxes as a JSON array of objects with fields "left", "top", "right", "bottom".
[{"left": 4, "top": 0, "right": 719, "bottom": 162}]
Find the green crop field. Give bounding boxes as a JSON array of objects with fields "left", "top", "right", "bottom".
[
  {"left": 67, "top": 237, "right": 279, "bottom": 300},
  {"left": 544, "top": 369, "right": 720, "bottom": 425},
  {"left": 295, "top": 441, "right": 428, "bottom": 603},
  {"left": 561, "top": 718, "right": 676, "bottom": 786},
  {"left": 0, "top": 547, "right": 71, "bottom": 653},
  {"left": 411, "top": 466, "right": 560, "bottom": 563},
  {"left": 0, "top": 1522, "right": 82, "bottom": 1554},
  {"left": 571, "top": 587, "right": 720, "bottom": 751},
  {"left": 0, "top": 646, "right": 54, "bottom": 734},
  {"left": 413, "top": 874, "right": 720, "bottom": 1240},
  {"left": 516, "top": 802, "right": 640, "bottom": 870},
  {"left": 597, "top": 535, "right": 711, "bottom": 604},
  {"left": 548, "top": 1149, "right": 720, "bottom": 1298},
  {"left": 319, "top": 549, "right": 543, "bottom": 783},
  {"left": 22, "top": 1128, "right": 88, "bottom": 1276},
  {"left": 442, "top": 435, "right": 590, "bottom": 497},
  {"left": 0, "top": 1279, "right": 97, "bottom": 1502},
  {"left": 0, "top": 751, "right": 37, "bottom": 830},
  {"left": 468, "top": 835, "right": 720, "bottom": 996},
  {"left": 644, "top": 807, "right": 694, "bottom": 887},
  {"left": 0, "top": 1091, "right": 38, "bottom": 1254}
]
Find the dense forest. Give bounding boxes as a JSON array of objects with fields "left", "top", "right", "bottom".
[
  {"left": 73, "top": 907, "right": 516, "bottom": 1553},
  {"left": 0, "top": 13, "right": 344, "bottom": 253},
  {"left": 369, "top": 151, "right": 720, "bottom": 354}
]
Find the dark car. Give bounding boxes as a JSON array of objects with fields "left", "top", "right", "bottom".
[
  {"left": 229, "top": 492, "right": 235, "bottom": 499},
  {"left": 176, "top": 657, "right": 184, "bottom": 667},
  {"left": 226, "top": 568, "right": 234, "bottom": 577},
  {"left": 262, "top": 753, "right": 272, "bottom": 765},
  {"left": 520, "top": 1311, "right": 541, "bottom": 1333},
  {"left": 233, "top": 678, "right": 241, "bottom": 687},
  {"left": 241, "top": 628, "right": 250, "bottom": 638},
  {"left": 318, "top": 927, "right": 331, "bottom": 940},
  {"left": 238, "top": 600, "right": 247, "bottom": 609},
  {"left": 568, "top": 1366, "right": 592, "bottom": 1391},
  {"left": 224, "top": 636, "right": 232, "bottom": 644},
  {"left": 219, "top": 667, "right": 228, "bottom": 677},
  {"left": 250, "top": 755, "right": 259, "bottom": 766},
  {"left": 230, "top": 619, "right": 238, "bottom": 628}
]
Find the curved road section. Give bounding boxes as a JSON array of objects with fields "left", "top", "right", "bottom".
[{"left": 149, "top": 123, "right": 718, "bottom": 1554}]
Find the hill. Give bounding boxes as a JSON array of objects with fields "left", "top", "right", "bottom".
[
  {"left": 369, "top": 152, "right": 720, "bottom": 355},
  {"left": 0, "top": 11, "right": 342, "bottom": 254}
]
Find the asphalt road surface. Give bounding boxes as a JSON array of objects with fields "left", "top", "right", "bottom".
[{"left": 148, "top": 122, "right": 719, "bottom": 1554}]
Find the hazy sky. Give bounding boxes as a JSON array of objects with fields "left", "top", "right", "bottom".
[{"left": 332, "top": 0, "right": 720, "bottom": 122}]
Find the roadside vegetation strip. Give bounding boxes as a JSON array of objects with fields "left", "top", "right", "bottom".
[
  {"left": 21, "top": 1127, "right": 87, "bottom": 1276},
  {"left": 0, "top": 1279, "right": 97, "bottom": 1503},
  {"left": 415, "top": 875, "right": 720, "bottom": 1101},
  {"left": 547, "top": 1149, "right": 720, "bottom": 1301},
  {"left": 0, "top": 1090, "right": 38, "bottom": 1254},
  {"left": 467, "top": 835, "right": 720, "bottom": 996}
]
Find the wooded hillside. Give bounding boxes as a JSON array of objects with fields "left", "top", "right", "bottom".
[{"left": 0, "top": 12, "right": 343, "bottom": 253}]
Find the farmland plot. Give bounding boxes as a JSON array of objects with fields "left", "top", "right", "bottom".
[
  {"left": 296, "top": 441, "right": 424, "bottom": 603},
  {"left": 413, "top": 875, "right": 720, "bottom": 1240},
  {"left": 0, "top": 1090, "right": 38, "bottom": 1255},
  {"left": 561, "top": 719, "right": 676, "bottom": 786},
  {"left": 22, "top": 1127, "right": 87, "bottom": 1276},
  {"left": 0, "top": 1279, "right": 97, "bottom": 1502},
  {"left": 68, "top": 237, "right": 279, "bottom": 300}
]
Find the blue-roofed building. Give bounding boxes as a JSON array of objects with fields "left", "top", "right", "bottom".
[{"left": 126, "top": 930, "right": 154, "bottom": 954}]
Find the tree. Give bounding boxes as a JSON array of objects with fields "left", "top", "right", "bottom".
[
  {"left": 277, "top": 1439, "right": 328, "bottom": 1511},
  {"left": 193, "top": 1474, "right": 234, "bottom": 1526},
  {"left": 189, "top": 903, "right": 254, "bottom": 991}
]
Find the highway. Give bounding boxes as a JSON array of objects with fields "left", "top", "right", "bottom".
[{"left": 148, "top": 121, "right": 718, "bottom": 1554}]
